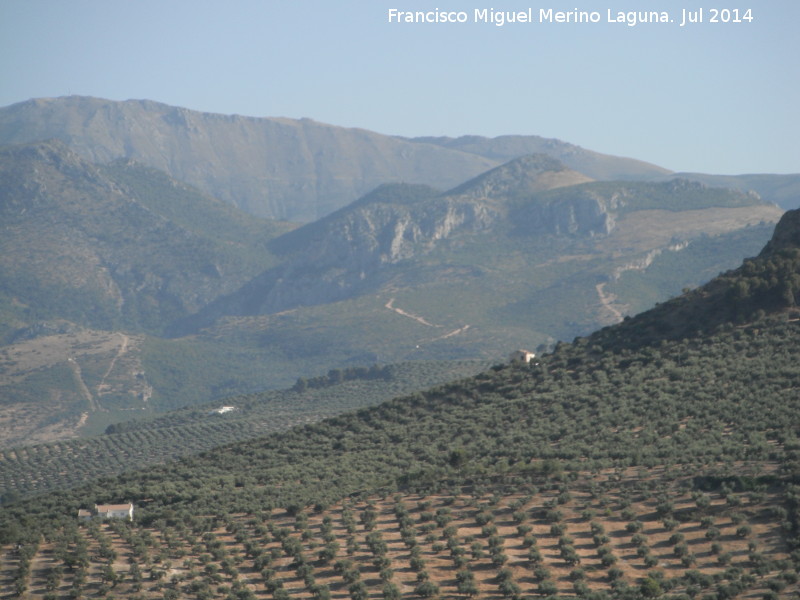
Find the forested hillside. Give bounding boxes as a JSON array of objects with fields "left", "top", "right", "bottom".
[
  {"left": 0, "top": 360, "right": 488, "bottom": 501},
  {"left": 6, "top": 309, "right": 799, "bottom": 531},
  {"left": 2, "top": 211, "right": 800, "bottom": 599},
  {"left": 0, "top": 140, "right": 294, "bottom": 443},
  {"left": 2, "top": 311, "right": 799, "bottom": 598},
  {"left": 0, "top": 130, "right": 785, "bottom": 447}
]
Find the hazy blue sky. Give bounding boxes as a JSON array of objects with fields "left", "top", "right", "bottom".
[{"left": 1, "top": 0, "right": 797, "bottom": 174}]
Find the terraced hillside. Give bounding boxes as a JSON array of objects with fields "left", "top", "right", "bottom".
[{"left": 2, "top": 472, "right": 797, "bottom": 599}]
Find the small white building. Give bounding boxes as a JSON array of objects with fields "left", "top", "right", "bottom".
[
  {"left": 97, "top": 503, "right": 134, "bottom": 520},
  {"left": 78, "top": 503, "right": 134, "bottom": 521},
  {"left": 509, "top": 349, "right": 536, "bottom": 364},
  {"left": 209, "top": 406, "right": 237, "bottom": 415}
]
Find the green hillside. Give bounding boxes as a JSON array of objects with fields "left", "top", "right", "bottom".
[
  {"left": 0, "top": 144, "right": 784, "bottom": 452},
  {"left": 4, "top": 212, "right": 800, "bottom": 534},
  {"left": 607, "top": 223, "right": 776, "bottom": 317},
  {"left": 0, "top": 360, "right": 488, "bottom": 501},
  {"left": 11, "top": 310, "right": 798, "bottom": 528},
  {"left": 0, "top": 141, "right": 290, "bottom": 339},
  {"left": 191, "top": 170, "right": 780, "bottom": 364},
  {"left": 0, "top": 141, "right": 298, "bottom": 445},
  {"left": 3, "top": 213, "right": 800, "bottom": 599}
]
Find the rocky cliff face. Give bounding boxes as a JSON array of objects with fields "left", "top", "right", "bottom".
[
  {"left": 190, "top": 160, "right": 776, "bottom": 326},
  {"left": 521, "top": 191, "right": 621, "bottom": 236},
  {"left": 0, "top": 96, "right": 681, "bottom": 222},
  {"left": 212, "top": 186, "right": 504, "bottom": 317},
  {"left": 517, "top": 188, "right": 625, "bottom": 236},
  {"left": 0, "top": 97, "right": 497, "bottom": 221},
  {"left": 188, "top": 157, "right": 605, "bottom": 319},
  {"left": 514, "top": 178, "right": 768, "bottom": 239}
]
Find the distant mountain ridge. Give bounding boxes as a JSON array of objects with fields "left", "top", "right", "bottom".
[
  {"left": 178, "top": 155, "right": 779, "bottom": 334},
  {"left": 0, "top": 96, "right": 674, "bottom": 221},
  {"left": 413, "top": 135, "right": 800, "bottom": 210},
  {"left": 409, "top": 134, "right": 671, "bottom": 180},
  {"left": 0, "top": 96, "right": 492, "bottom": 221}
]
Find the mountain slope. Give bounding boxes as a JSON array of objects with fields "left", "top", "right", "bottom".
[
  {"left": 592, "top": 207, "right": 800, "bottom": 350},
  {"left": 0, "top": 97, "right": 498, "bottom": 221},
  {"left": 410, "top": 133, "right": 672, "bottom": 180},
  {"left": 0, "top": 141, "right": 295, "bottom": 442},
  {"left": 0, "top": 145, "right": 782, "bottom": 449},
  {"left": 420, "top": 134, "right": 800, "bottom": 209},
  {"left": 0, "top": 96, "right": 685, "bottom": 223},
  {"left": 3, "top": 211, "right": 800, "bottom": 529},
  {"left": 666, "top": 171, "right": 800, "bottom": 210},
  {"left": 4, "top": 96, "right": 797, "bottom": 226},
  {"left": 181, "top": 157, "right": 780, "bottom": 344},
  {"left": 0, "top": 360, "right": 489, "bottom": 500},
  {"left": 0, "top": 140, "right": 287, "bottom": 338},
  {"left": 3, "top": 212, "right": 800, "bottom": 599}
]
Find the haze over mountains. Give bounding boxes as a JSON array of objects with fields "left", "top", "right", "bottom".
[
  {"left": 0, "top": 96, "right": 498, "bottom": 222},
  {"left": 0, "top": 95, "right": 794, "bottom": 447},
  {"left": 2, "top": 96, "right": 799, "bottom": 221},
  {"left": 0, "top": 96, "right": 751, "bottom": 219}
]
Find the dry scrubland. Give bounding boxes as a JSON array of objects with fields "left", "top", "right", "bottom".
[
  {"left": 0, "top": 330, "right": 148, "bottom": 448},
  {"left": 3, "top": 471, "right": 796, "bottom": 599}
]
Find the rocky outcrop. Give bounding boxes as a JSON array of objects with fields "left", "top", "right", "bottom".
[
  {"left": 184, "top": 160, "right": 775, "bottom": 327},
  {"left": 222, "top": 189, "right": 504, "bottom": 316},
  {"left": 513, "top": 178, "right": 768, "bottom": 239},
  {"left": 513, "top": 187, "right": 626, "bottom": 237},
  {"left": 188, "top": 157, "right": 602, "bottom": 319},
  {"left": 528, "top": 193, "right": 620, "bottom": 236},
  {"left": 759, "top": 208, "right": 800, "bottom": 256}
]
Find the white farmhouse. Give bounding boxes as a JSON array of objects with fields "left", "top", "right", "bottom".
[
  {"left": 97, "top": 503, "right": 134, "bottom": 520},
  {"left": 78, "top": 503, "right": 134, "bottom": 521}
]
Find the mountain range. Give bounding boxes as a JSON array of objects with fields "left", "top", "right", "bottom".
[
  {"left": 2, "top": 204, "right": 800, "bottom": 600},
  {"left": 0, "top": 96, "right": 794, "bottom": 448},
  {"left": 3, "top": 96, "right": 799, "bottom": 221}
]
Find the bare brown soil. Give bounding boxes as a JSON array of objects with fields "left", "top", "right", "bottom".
[
  {"left": 3, "top": 476, "right": 796, "bottom": 599},
  {"left": 0, "top": 330, "right": 149, "bottom": 448}
]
